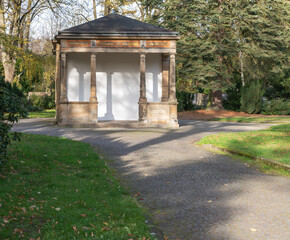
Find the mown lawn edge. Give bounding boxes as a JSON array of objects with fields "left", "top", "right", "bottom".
[
  {"left": 0, "top": 133, "right": 157, "bottom": 239},
  {"left": 201, "top": 144, "right": 290, "bottom": 172}
]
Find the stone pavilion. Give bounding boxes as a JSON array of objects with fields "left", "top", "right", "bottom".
[{"left": 53, "top": 13, "right": 180, "bottom": 127}]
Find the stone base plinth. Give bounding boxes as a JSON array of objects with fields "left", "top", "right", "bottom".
[
  {"left": 57, "top": 101, "right": 178, "bottom": 128},
  {"left": 139, "top": 102, "right": 179, "bottom": 128},
  {"left": 58, "top": 102, "right": 98, "bottom": 126}
]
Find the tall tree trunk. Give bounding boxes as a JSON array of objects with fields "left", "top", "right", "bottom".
[
  {"left": 239, "top": 51, "right": 245, "bottom": 87},
  {"left": 2, "top": 53, "right": 16, "bottom": 83},
  {"left": 24, "top": 19, "right": 31, "bottom": 49},
  {"left": 1, "top": 0, "right": 22, "bottom": 83},
  {"left": 23, "top": 0, "right": 32, "bottom": 49},
  {"left": 206, "top": 0, "right": 225, "bottom": 111},
  {"left": 93, "top": 0, "right": 97, "bottom": 19},
  {"left": 0, "top": 1, "right": 15, "bottom": 83}
]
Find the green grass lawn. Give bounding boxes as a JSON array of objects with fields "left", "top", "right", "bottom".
[
  {"left": 197, "top": 124, "right": 290, "bottom": 165},
  {"left": 0, "top": 134, "right": 155, "bottom": 240},
  {"left": 28, "top": 109, "right": 56, "bottom": 118},
  {"left": 213, "top": 116, "right": 290, "bottom": 123}
]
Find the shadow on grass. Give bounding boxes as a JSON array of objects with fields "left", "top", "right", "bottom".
[{"left": 201, "top": 124, "right": 290, "bottom": 165}]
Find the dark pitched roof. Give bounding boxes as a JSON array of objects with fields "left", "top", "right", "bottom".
[{"left": 58, "top": 13, "right": 178, "bottom": 37}]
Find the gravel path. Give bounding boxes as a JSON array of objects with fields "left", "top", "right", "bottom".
[{"left": 13, "top": 119, "right": 290, "bottom": 240}]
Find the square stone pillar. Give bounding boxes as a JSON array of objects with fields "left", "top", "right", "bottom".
[
  {"left": 55, "top": 43, "right": 61, "bottom": 122},
  {"left": 139, "top": 53, "right": 148, "bottom": 122},
  {"left": 161, "top": 54, "right": 170, "bottom": 102},
  {"left": 90, "top": 53, "right": 98, "bottom": 123},
  {"left": 169, "top": 54, "right": 177, "bottom": 103},
  {"left": 60, "top": 53, "right": 68, "bottom": 102},
  {"left": 59, "top": 52, "right": 68, "bottom": 124},
  {"left": 169, "top": 53, "right": 178, "bottom": 125}
]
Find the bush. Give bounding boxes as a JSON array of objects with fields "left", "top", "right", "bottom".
[
  {"left": 241, "top": 81, "right": 265, "bottom": 114},
  {"left": 262, "top": 98, "right": 290, "bottom": 115},
  {"left": 177, "top": 90, "right": 195, "bottom": 111},
  {"left": 0, "top": 78, "right": 28, "bottom": 164},
  {"left": 264, "top": 69, "right": 290, "bottom": 100},
  {"left": 29, "top": 93, "right": 55, "bottom": 110}
]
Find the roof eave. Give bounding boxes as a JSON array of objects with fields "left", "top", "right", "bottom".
[{"left": 55, "top": 32, "right": 180, "bottom": 40}]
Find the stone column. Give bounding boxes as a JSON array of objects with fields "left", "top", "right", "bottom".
[
  {"left": 55, "top": 43, "right": 61, "bottom": 122},
  {"left": 169, "top": 53, "right": 178, "bottom": 126},
  {"left": 161, "top": 54, "right": 170, "bottom": 102},
  {"left": 169, "top": 54, "right": 177, "bottom": 103},
  {"left": 90, "top": 53, "right": 98, "bottom": 102},
  {"left": 90, "top": 53, "right": 98, "bottom": 123},
  {"left": 139, "top": 53, "right": 147, "bottom": 102},
  {"left": 60, "top": 53, "right": 68, "bottom": 102},
  {"left": 139, "top": 53, "right": 147, "bottom": 122},
  {"left": 59, "top": 52, "right": 68, "bottom": 125}
]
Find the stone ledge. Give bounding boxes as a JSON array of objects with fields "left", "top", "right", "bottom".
[{"left": 58, "top": 120, "right": 179, "bottom": 129}]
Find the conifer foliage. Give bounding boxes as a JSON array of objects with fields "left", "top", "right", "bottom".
[{"left": 161, "top": 0, "right": 289, "bottom": 110}]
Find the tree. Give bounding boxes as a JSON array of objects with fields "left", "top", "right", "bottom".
[
  {"left": 129, "top": 0, "right": 163, "bottom": 22},
  {"left": 161, "top": 0, "right": 238, "bottom": 110},
  {"left": 240, "top": 80, "right": 264, "bottom": 114},
  {"left": 161, "top": 0, "right": 289, "bottom": 111},
  {"left": 0, "top": 0, "right": 67, "bottom": 83},
  {"left": 0, "top": 77, "right": 28, "bottom": 163}
]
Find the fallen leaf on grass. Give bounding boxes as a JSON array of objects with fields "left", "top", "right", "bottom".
[
  {"left": 13, "top": 228, "right": 23, "bottom": 234},
  {"left": 29, "top": 205, "right": 36, "bottom": 210},
  {"left": 73, "top": 226, "right": 78, "bottom": 231},
  {"left": 21, "top": 207, "right": 27, "bottom": 214},
  {"left": 80, "top": 214, "right": 86, "bottom": 218},
  {"left": 102, "top": 227, "right": 109, "bottom": 231}
]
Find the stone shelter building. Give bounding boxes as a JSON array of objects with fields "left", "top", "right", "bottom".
[{"left": 53, "top": 14, "right": 180, "bottom": 127}]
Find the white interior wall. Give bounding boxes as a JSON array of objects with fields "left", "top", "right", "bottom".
[
  {"left": 66, "top": 52, "right": 162, "bottom": 121},
  {"left": 67, "top": 53, "right": 91, "bottom": 102}
]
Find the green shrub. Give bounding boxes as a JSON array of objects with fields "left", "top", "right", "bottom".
[
  {"left": 262, "top": 98, "right": 290, "bottom": 115},
  {"left": 29, "top": 93, "right": 55, "bottom": 109},
  {"left": 177, "top": 90, "right": 195, "bottom": 111},
  {"left": 0, "top": 78, "right": 28, "bottom": 164},
  {"left": 241, "top": 81, "right": 265, "bottom": 114}
]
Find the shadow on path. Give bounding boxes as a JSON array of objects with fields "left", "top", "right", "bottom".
[{"left": 12, "top": 119, "right": 290, "bottom": 240}]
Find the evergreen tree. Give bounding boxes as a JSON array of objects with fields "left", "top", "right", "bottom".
[
  {"left": 162, "top": 0, "right": 238, "bottom": 110},
  {"left": 161, "top": 0, "right": 289, "bottom": 111},
  {"left": 233, "top": 0, "right": 289, "bottom": 88},
  {"left": 241, "top": 80, "right": 264, "bottom": 114}
]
